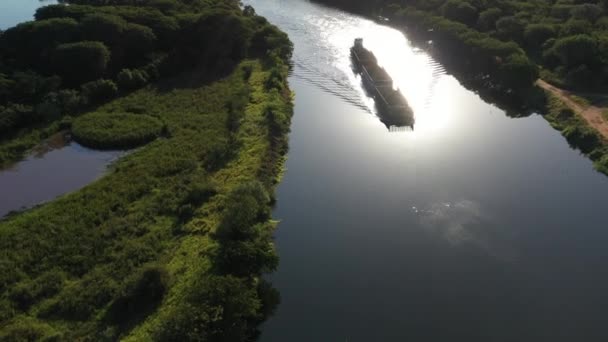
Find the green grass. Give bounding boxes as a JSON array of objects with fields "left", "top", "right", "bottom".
[
  {"left": 570, "top": 95, "right": 591, "bottom": 108},
  {"left": 0, "top": 122, "right": 64, "bottom": 168},
  {"left": 72, "top": 112, "right": 164, "bottom": 149},
  {"left": 0, "top": 58, "right": 293, "bottom": 340}
]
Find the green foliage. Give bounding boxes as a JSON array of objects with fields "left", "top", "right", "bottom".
[
  {"left": 0, "top": 317, "right": 61, "bottom": 342},
  {"left": 0, "top": 18, "right": 80, "bottom": 67},
  {"left": 477, "top": 7, "right": 502, "bottom": 31},
  {"left": 524, "top": 24, "right": 556, "bottom": 48},
  {"left": 0, "top": 56, "right": 293, "bottom": 339},
  {"left": 153, "top": 275, "right": 261, "bottom": 342},
  {"left": 122, "top": 23, "right": 158, "bottom": 66},
  {"left": 105, "top": 265, "right": 170, "bottom": 329},
  {"left": 72, "top": 112, "right": 163, "bottom": 149},
  {"left": 117, "top": 69, "right": 150, "bottom": 90},
  {"left": 441, "top": 0, "right": 478, "bottom": 25},
  {"left": 0, "top": 2, "right": 294, "bottom": 338},
  {"left": 80, "top": 13, "right": 128, "bottom": 45},
  {"left": 1, "top": 0, "right": 292, "bottom": 168},
  {"left": 52, "top": 41, "right": 111, "bottom": 85},
  {"left": 544, "top": 94, "right": 608, "bottom": 175},
  {"left": 81, "top": 79, "right": 118, "bottom": 104},
  {"left": 553, "top": 34, "right": 598, "bottom": 67}
]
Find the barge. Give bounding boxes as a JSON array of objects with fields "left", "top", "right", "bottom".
[{"left": 350, "top": 38, "right": 414, "bottom": 128}]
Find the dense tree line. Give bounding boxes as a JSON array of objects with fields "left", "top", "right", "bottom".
[
  {"left": 315, "top": 0, "right": 608, "bottom": 91},
  {"left": 0, "top": 0, "right": 290, "bottom": 146}
]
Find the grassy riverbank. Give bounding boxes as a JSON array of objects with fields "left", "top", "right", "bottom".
[
  {"left": 0, "top": 57, "right": 292, "bottom": 341},
  {"left": 0, "top": 1, "right": 294, "bottom": 340},
  {"left": 543, "top": 93, "right": 608, "bottom": 175}
]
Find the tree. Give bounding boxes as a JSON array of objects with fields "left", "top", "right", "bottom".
[
  {"left": 0, "top": 18, "right": 79, "bottom": 67},
  {"left": 52, "top": 41, "right": 110, "bottom": 85},
  {"left": 477, "top": 7, "right": 502, "bottom": 31},
  {"left": 80, "top": 13, "right": 127, "bottom": 46},
  {"left": 571, "top": 4, "right": 603, "bottom": 22},
  {"left": 496, "top": 16, "right": 526, "bottom": 42},
  {"left": 524, "top": 24, "right": 556, "bottom": 48},
  {"left": 441, "top": 0, "right": 478, "bottom": 26},
  {"left": 498, "top": 53, "right": 539, "bottom": 89},
  {"left": 560, "top": 19, "right": 592, "bottom": 36},
  {"left": 117, "top": 68, "right": 149, "bottom": 90},
  {"left": 81, "top": 79, "right": 117, "bottom": 104},
  {"left": 122, "top": 24, "right": 157, "bottom": 66},
  {"left": 553, "top": 34, "right": 598, "bottom": 67}
]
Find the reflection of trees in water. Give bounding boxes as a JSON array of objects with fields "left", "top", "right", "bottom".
[{"left": 31, "top": 131, "right": 70, "bottom": 158}]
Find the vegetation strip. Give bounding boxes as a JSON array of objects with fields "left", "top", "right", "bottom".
[
  {"left": 0, "top": 1, "right": 294, "bottom": 340},
  {"left": 537, "top": 79, "right": 608, "bottom": 140}
]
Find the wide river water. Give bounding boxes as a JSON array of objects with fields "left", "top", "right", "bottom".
[
  {"left": 3, "top": 1, "right": 608, "bottom": 340},
  {"left": 244, "top": 0, "right": 608, "bottom": 341}
]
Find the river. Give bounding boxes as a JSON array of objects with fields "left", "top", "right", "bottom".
[
  {"left": 244, "top": 0, "right": 608, "bottom": 341},
  {"left": 0, "top": 0, "right": 122, "bottom": 218}
]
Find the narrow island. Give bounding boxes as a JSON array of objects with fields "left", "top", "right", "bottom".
[{"left": 0, "top": 0, "right": 293, "bottom": 340}]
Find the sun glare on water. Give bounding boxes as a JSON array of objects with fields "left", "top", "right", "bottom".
[{"left": 325, "top": 17, "right": 454, "bottom": 138}]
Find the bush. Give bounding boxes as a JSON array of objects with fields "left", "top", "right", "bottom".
[
  {"left": 80, "top": 13, "right": 127, "bottom": 45},
  {"left": 117, "top": 69, "right": 149, "bottom": 91},
  {"left": 72, "top": 112, "right": 163, "bottom": 149},
  {"left": 0, "top": 317, "right": 61, "bottom": 342},
  {"left": 524, "top": 24, "right": 556, "bottom": 48},
  {"left": 81, "top": 79, "right": 118, "bottom": 105},
  {"left": 553, "top": 35, "right": 598, "bottom": 67},
  {"left": 122, "top": 23, "right": 157, "bottom": 65},
  {"left": 52, "top": 41, "right": 111, "bottom": 85},
  {"left": 154, "top": 275, "right": 261, "bottom": 342},
  {"left": 105, "top": 266, "right": 170, "bottom": 326},
  {"left": 441, "top": 0, "right": 478, "bottom": 26}
]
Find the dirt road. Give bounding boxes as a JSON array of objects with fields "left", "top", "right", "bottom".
[{"left": 536, "top": 79, "right": 608, "bottom": 140}]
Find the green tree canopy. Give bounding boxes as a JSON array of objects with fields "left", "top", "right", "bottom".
[{"left": 52, "top": 41, "right": 110, "bottom": 85}]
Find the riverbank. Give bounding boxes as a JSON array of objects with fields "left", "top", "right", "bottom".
[
  {"left": 537, "top": 80, "right": 608, "bottom": 141},
  {"left": 0, "top": 57, "right": 293, "bottom": 341},
  {"left": 542, "top": 89, "right": 608, "bottom": 175}
]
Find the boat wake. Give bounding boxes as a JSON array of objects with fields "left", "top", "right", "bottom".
[{"left": 292, "top": 58, "right": 371, "bottom": 113}]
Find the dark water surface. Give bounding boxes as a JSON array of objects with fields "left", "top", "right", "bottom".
[
  {"left": 244, "top": 0, "right": 608, "bottom": 341},
  {"left": 0, "top": 134, "right": 121, "bottom": 218}
]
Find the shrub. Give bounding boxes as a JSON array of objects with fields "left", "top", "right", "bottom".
[
  {"left": 105, "top": 265, "right": 170, "bottom": 326},
  {"left": 80, "top": 13, "right": 127, "bottom": 45},
  {"left": 154, "top": 275, "right": 261, "bottom": 342},
  {"left": 117, "top": 69, "right": 149, "bottom": 91},
  {"left": 122, "top": 24, "right": 157, "bottom": 65},
  {"left": 524, "top": 24, "right": 556, "bottom": 48},
  {"left": 52, "top": 41, "right": 111, "bottom": 85},
  {"left": 81, "top": 79, "right": 118, "bottom": 105},
  {"left": 553, "top": 35, "right": 598, "bottom": 67},
  {"left": 72, "top": 112, "right": 163, "bottom": 149},
  {"left": 0, "top": 317, "right": 61, "bottom": 342}
]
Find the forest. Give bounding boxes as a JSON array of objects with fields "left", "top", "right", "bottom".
[{"left": 0, "top": 0, "right": 294, "bottom": 341}]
